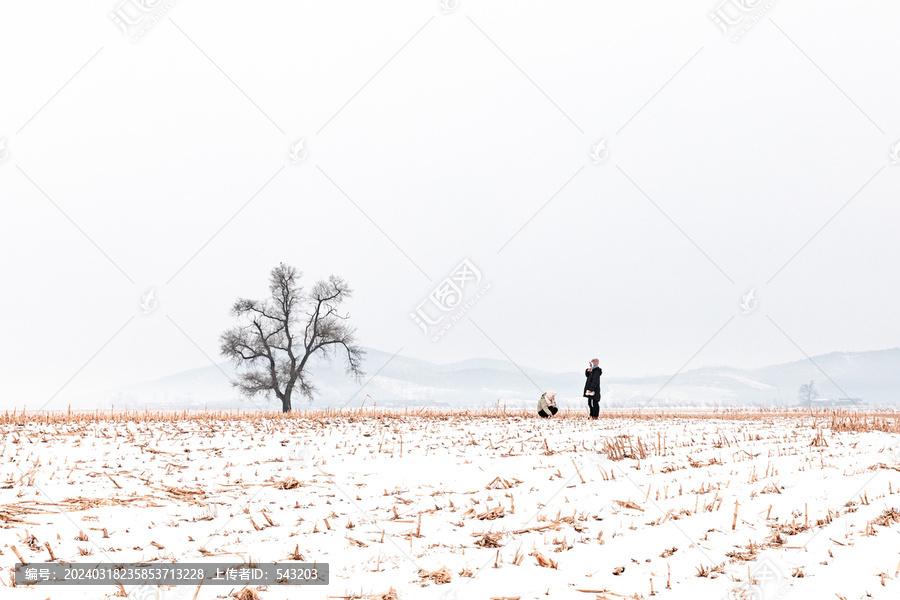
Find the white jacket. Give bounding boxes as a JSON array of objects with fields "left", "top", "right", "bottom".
[{"left": 538, "top": 391, "right": 557, "bottom": 414}]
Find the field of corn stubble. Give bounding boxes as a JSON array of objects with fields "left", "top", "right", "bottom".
[{"left": 2, "top": 408, "right": 900, "bottom": 600}]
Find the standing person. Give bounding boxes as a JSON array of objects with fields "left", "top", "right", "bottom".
[
  {"left": 583, "top": 359, "right": 602, "bottom": 419},
  {"left": 537, "top": 391, "right": 558, "bottom": 418}
]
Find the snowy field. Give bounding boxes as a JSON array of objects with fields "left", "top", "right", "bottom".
[{"left": 3, "top": 410, "right": 900, "bottom": 600}]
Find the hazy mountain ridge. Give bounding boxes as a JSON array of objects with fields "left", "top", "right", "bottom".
[{"left": 80, "top": 347, "right": 900, "bottom": 411}]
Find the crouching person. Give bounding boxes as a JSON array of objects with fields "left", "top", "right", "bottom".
[{"left": 537, "top": 391, "right": 559, "bottom": 418}]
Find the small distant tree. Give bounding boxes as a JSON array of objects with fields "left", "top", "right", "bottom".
[
  {"left": 797, "top": 380, "right": 817, "bottom": 407},
  {"left": 220, "top": 263, "right": 365, "bottom": 412}
]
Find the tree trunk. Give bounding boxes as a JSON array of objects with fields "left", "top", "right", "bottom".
[{"left": 282, "top": 390, "right": 292, "bottom": 413}]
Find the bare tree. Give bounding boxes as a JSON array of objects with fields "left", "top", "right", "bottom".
[
  {"left": 797, "top": 380, "right": 817, "bottom": 407},
  {"left": 220, "top": 263, "right": 365, "bottom": 412}
]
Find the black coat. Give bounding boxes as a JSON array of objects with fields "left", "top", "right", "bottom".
[{"left": 583, "top": 366, "right": 602, "bottom": 398}]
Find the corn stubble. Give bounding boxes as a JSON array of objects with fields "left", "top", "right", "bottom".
[{"left": 1, "top": 406, "right": 899, "bottom": 598}]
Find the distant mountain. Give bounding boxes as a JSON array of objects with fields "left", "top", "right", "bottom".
[
  {"left": 747, "top": 348, "right": 900, "bottom": 404},
  {"left": 88, "top": 347, "right": 899, "bottom": 411}
]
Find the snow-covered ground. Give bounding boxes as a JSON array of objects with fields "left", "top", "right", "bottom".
[{"left": 3, "top": 410, "right": 900, "bottom": 599}]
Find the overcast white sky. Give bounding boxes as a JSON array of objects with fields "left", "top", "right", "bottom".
[{"left": 1, "top": 0, "right": 898, "bottom": 410}]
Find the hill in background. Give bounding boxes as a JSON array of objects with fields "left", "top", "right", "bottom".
[{"left": 77, "top": 347, "right": 900, "bottom": 411}]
